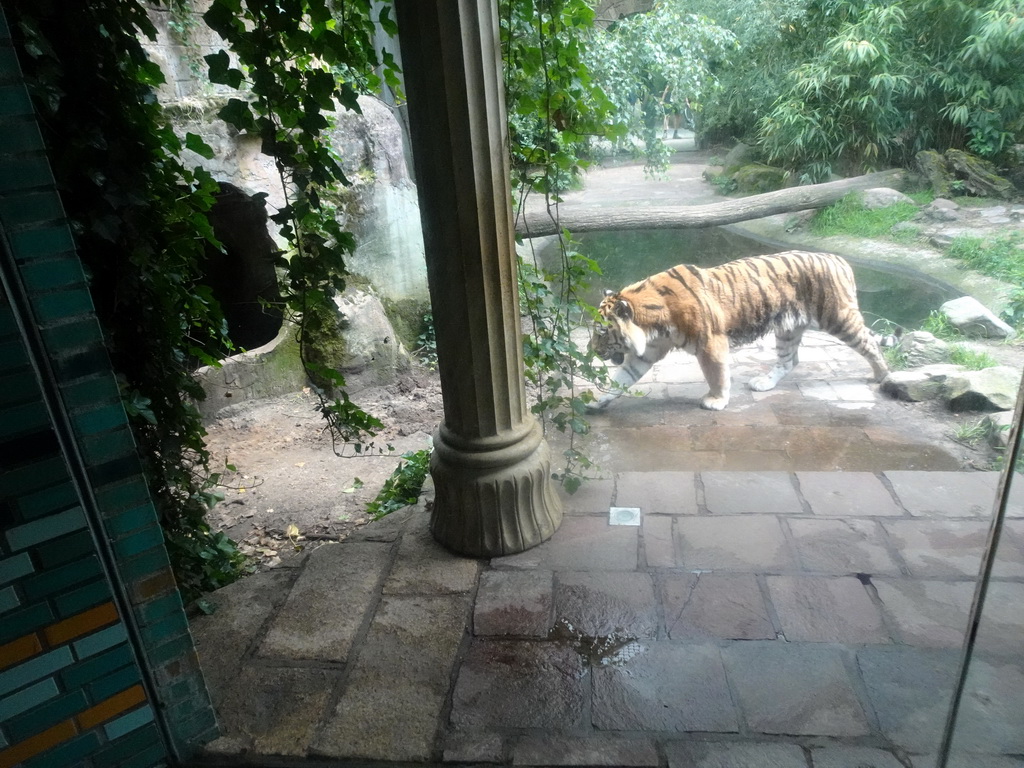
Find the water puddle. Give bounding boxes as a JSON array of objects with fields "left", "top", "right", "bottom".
[{"left": 548, "top": 618, "right": 646, "bottom": 667}]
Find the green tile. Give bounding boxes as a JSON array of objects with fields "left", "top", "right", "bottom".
[
  {"left": 0, "top": 85, "right": 31, "bottom": 117},
  {"left": 113, "top": 526, "right": 164, "bottom": 559},
  {"left": 139, "top": 613, "right": 186, "bottom": 646},
  {"left": 138, "top": 592, "right": 183, "bottom": 625},
  {"left": 22, "top": 555, "right": 101, "bottom": 601},
  {"left": 72, "top": 622, "right": 127, "bottom": 660},
  {"left": 88, "top": 663, "right": 141, "bottom": 702},
  {"left": 22, "top": 730, "right": 100, "bottom": 768},
  {"left": 79, "top": 427, "right": 136, "bottom": 466},
  {"left": 0, "top": 156, "right": 51, "bottom": 193},
  {"left": 0, "top": 585, "right": 19, "bottom": 612},
  {"left": 55, "top": 578, "right": 112, "bottom": 618},
  {"left": 5, "top": 506, "right": 87, "bottom": 551},
  {"left": 40, "top": 317, "right": 103, "bottom": 354},
  {"left": 0, "top": 551, "right": 34, "bottom": 585},
  {"left": 6, "top": 689, "right": 88, "bottom": 742},
  {"left": 146, "top": 634, "right": 192, "bottom": 666},
  {"left": 89, "top": 455, "right": 140, "bottom": 489},
  {"left": 53, "top": 350, "right": 107, "bottom": 380},
  {"left": 34, "top": 288, "right": 95, "bottom": 323},
  {"left": 0, "top": 677, "right": 58, "bottom": 720},
  {"left": 17, "top": 482, "right": 79, "bottom": 521},
  {"left": 0, "top": 337, "right": 29, "bottom": 366},
  {"left": 104, "top": 703, "right": 154, "bottom": 740},
  {"left": 0, "top": 370, "right": 37, "bottom": 406},
  {"left": 0, "top": 602, "right": 53, "bottom": 644},
  {"left": 9, "top": 225, "right": 75, "bottom": 260},
  {"left": 172, "top": 707, "right": 217, "bottom": 744},
  {"left": 110, "top": 741, "right": 167, "bottom": 768},
  {"left": 61, "top": 375, "right": 119, "bottom": 411},
  {"left": 73, "top": 403, "right": 126, "bottom": 436},
  {"left": 95, "top": 479, "right": 150, "bottom": 514},
  {"left": 20, "top": 257, "right": 86, "bottom": 293},
  {"left": 0, "top": 120, "right": 43, "bottom": 153},
  {"left": 91, "top": 723, "right": 164, "bottom": 766},
  {"left": 0, "top": 399, "right": 49, "bottom": 439},
  {"left": 116, "top": 547, "right": 169, "bottom": 583},
  {"left": 60, "top": 643, "right": 133, "bottom": 690},
  {"left": 35, "top": 529, "right": 95, "bottom": 568},
  {"left": 103, "top": 503, "right": 156, "bottom": 538},
  {"left": 0, "top": 189, "right": 63, "bottom": 226},
  {"left": 0, "top": 646, "right": 74, "bottom": 696}
]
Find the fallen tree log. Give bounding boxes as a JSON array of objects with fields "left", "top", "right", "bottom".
[{"left": 514, "top": 168, "right": 907, "bottom": 238}]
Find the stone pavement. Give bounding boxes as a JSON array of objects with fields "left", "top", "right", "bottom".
[{"left": 189, "top": 335, "right": 1024, "bottom": 768}]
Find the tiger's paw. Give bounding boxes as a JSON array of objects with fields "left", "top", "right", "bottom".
[
  {"left": 700, "top": 394, "right": 729, "bottom": 411},
  {"left": 748, "top": 374, "right": 778, "bottom": 392}
]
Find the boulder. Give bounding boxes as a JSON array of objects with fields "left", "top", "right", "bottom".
[
  {"left": 916, "top": 150, "right": 952, "bottom": 198},
  {"left": 731, "top": 163, "right": 792, "bottom": 193},
  {"left": 721, "top": 142, "right": 756, "bottom": 175},
  {"left": 940, "top": 296, "right": 1016, "bottom": 339},
  {"left": 881, "top": 365, "right": 970, "bottom": 402},
  {"left": 947, "top": 366, "right": 1022, "bottom": 412},
  {"left": 945, "top": 148, "right": 1015, "bottom": 200},
  {"left": 984, "top": 410, "right": 1016, "bottom": 448},
  {"left": 897, "top": 331, "right": 950, "bottom": 367},
  {"left": 918, "top": 199, "right": 962, "bottom": 222},
  {"left": 854, "top": 188, "right": 916, "bottom": 209},
  {"left": 331, "top": 289, "right": 411, "bottom": 389}
]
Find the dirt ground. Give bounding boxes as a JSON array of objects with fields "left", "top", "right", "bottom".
[{"left": 202, "top": 156, "right": 1024, "bottom": 571}]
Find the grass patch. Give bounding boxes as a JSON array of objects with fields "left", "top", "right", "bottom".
[
  {"left": 945, "top": 231, "right": 1024, "bottom": 329},
  {"left": 921, "top": 310, "right": 964, "bottom": 340},
  {"left": 948, "top": 344, "right": 999, "bottom": 370},
  {"left": 811, "top": 197, "right": 921, "bottom": 238},
  {"left": 951, "top": 419, "right": 990, "bottom": 446}
]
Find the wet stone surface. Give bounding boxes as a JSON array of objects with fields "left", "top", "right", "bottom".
[
  {"left": 592, "top": 643, "right": 738, "bottom": 733},
  {"left": 660, "top": 573, "right": 775, "bottom": 641},
  {"left": 554, "top": 571, "right": 658, "bottom": 641},
  {"left": 664, "top": 741, "right": 808, "bottom": 768},
  {"left": 701, "top": 471, "right": 804, "bottom": 515},
  {"left": 449, "top": 640, "right": 589, "bottom": 730},
  {"left": 766, "top": 575, "right": 891, "bottom": 643},
  {"left": 474, "top": 570, "right": 554, "bottom": 637},
  {"left": 786, "top": 517, "right": 903, "bottom": 574},
  {"left": 723, "top": 642, "right": 871, "bottom": 737},
  {"left": 795, "top": 471, "right": 903, "bottom": 517},
  {"left": 857, "top": 647, "right": 959, "bottom": 753}
]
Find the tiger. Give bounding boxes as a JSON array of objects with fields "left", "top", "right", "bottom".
[{"left": 588, "top": 250, "right": 890, "bottom": 411}]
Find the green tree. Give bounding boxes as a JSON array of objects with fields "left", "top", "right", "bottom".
[
  {"left": 758, "top": 0, "right": 1024, "bottom": 180},
  {"left": 585, "top": 0, "right": 739, "bottom": 170}
]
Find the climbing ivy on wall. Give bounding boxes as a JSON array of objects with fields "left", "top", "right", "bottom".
[
  {"left": 500, "top": 0, "right": 624, "bottom": 492},
  {"left": 8, "top": 0, "right": 244, "bottom": 600},
  {"left": 6, "top": 0, "right": 399, "bottom": 599},
  {"left": 201, "top": 0, "right": 399, "bottom": 451}
]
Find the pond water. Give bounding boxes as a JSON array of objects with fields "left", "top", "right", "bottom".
[{"left": 538, "top": 227, "right": 962, "bottom": 330}]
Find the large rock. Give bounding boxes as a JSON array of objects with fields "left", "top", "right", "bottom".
[
  {"left": 940, "top": 296, "right": 1016, "bottom": 339},
  {"left": 946, "top": 366, "right": 1022, "bottom": 412},
  {"left": 732, "top": 163, "right": 792, "bottom": 193},
  {"left": 881, "top": 365, "right": 969, "bottom": 402},
  {"left": 854, "top": 188, "right": 916, "bottom": 209},
  {"left": 897, "top": 331, "right": 950, "bottom": 367},
  {"left": 331, "top": 289, "right": 411, "bottom": 388}
]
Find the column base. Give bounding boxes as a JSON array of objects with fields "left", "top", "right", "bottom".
[{"left": 429, "top": 419, "right": 563, "bottom": 557}]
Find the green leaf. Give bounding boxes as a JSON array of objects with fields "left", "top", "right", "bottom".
[{"left": 185, "top": 132, "right": 215, "bottom": 160}]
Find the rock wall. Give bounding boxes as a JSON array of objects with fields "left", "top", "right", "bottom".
[{"left": 142, "top": 2, "right": 428, "bottom": 304}]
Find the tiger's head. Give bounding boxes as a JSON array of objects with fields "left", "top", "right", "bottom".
[{"left": 590, "top": 289, "right": 649, "bottom": 365}]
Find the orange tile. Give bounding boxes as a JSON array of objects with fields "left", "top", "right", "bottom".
[
  {"left": 43, "top": 602, "right": 119, "bottom": 646},
  {"left": 0, "top": 720, "right": 77, "bottom": 768},
  {"left": 131, "top": 568, "right": 176, "bottom": 602},
  {"left": 76, "top": 684, "right": 147, "bottom": 730},
  {"left": 0, "top": 633, "right": 42, "bottom": 670}
]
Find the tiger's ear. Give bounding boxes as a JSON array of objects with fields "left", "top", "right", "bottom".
[
  {"left": 604, "top": 289, "right": 616, "bottom": 298},
  {"left": 613, "top": 299, "right": 633, "bottom": 321}
]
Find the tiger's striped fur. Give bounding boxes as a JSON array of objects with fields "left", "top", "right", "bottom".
[{"left": 588, "top": 250, "right": 889, "bottom": 411}]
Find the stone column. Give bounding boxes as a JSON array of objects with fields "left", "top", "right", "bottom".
[{"left": 395, "top": 0, "right": 562, "bottom": 556}]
